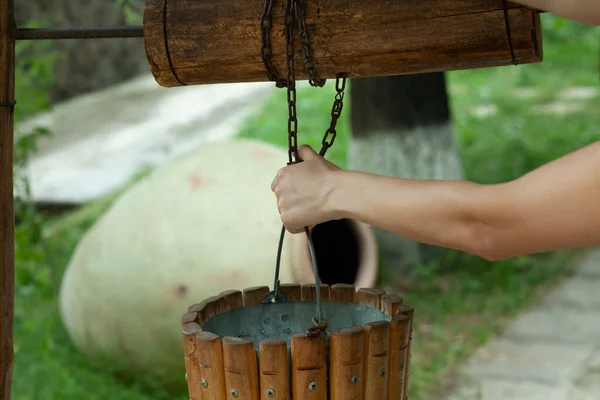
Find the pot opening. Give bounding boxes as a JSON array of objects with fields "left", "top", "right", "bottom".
[{"left": 311, "top": 218, "right": 360, "bottom": 285}]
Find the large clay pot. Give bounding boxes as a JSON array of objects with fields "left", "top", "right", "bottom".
[{"left": 58, "top": 138, "right": 378, "bottom": 387}]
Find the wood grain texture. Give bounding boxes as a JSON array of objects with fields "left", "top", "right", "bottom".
[
  {"left": 219, "top": 290, "right": 243, "bottom": 312},
  {"left": 0, "top": 0, "right": 15, "bottom": 399},
  {"left": 222, "top": 337, "right": 260, "bottom": 400},
  {"left": 259, "top": 340, "right": 290, "bottom": 400},
  {"left": 387, "top": 314, "right": 411, "bottom": 400},
  {"left": 330, "top": 326, "right": 365, "bottom": 400},
  {"left": 397, "top": 306, "right": 415, "bottom": 400},
  {"left": 203, "top": 295, "right": 226, "bottom": 321},
  {"left": 301, "top": 284, "right": 330, "bottom": 302},
  {"left": 196, "top": 331, "right": 227, "bottom": 400},
  {"left": 363, "top": 321, "right": 390, "bottom": 399},
  {"left": 143, "top": 0, "right": 543, "bottom": 87},
  {"left": 381, "top": 293, "right": 404, "bottom": 318},
  {"left": 243, "top": 286, "right": 270, "bottom": 307},
  {"left": 182, "top": 311, "right": 199, "bottom": 327},
  {"left": 330, "top": 284, "right": 355, "bottom": 303},
  {"left": 188, "top": 302, "right": 208, "bottom": 326},
  {"left": 279, "top": 284, "right": 302, "bottom": 302},
  {"left": 183, "top": 323, "right": 204, "bottom": 400},
  {"left": 355, "top": 288, "right": 385, "bottom": 309},
  {"left": 291, "top": 333, "right": 327, "bottom": 400}
]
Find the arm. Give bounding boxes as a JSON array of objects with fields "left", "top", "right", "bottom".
[
  {"left": 272, "top": 142, "right": 600, "bottom": 261},
  {"left": 509, "top": 0, "right": 600, "bottom": 26}
]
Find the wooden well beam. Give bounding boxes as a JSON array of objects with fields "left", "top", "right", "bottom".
[
  {"left": 144, "top": 0, "right": 544, "bottom": 87},
  {"left": 0, "top": 0, "right": 15, "bottom": 398}
]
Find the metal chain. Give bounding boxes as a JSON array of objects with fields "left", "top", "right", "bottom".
[
  {"left": 260, "top": 0, "right": 347, "bottom": 336},
  {"left": 260, "top": 0, "right": 287, "bottom": 88},
  {"left": 284, "top": 0, "right": 300, "bottom": 165},
  {"left": 295, "top": 0, "right": 326, "bottom": 87}
]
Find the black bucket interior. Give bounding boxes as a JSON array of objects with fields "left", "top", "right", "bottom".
[{"left": 311, "top": 218, "right": 360, "bottom": 285}]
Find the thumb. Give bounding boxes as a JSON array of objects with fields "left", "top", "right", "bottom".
[{"left": 297, "top": 144, "right": 319, "bottom": 161}]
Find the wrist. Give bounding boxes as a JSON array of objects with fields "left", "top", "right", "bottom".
[{"left": 324, "top": 169, "right": 355, "bottom": 221}]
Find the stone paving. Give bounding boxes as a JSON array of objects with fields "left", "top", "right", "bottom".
[{"left": 443, "top": 248, "right": 600, "bottom": 400}]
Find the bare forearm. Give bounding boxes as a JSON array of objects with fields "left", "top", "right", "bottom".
[
  {"left": 511, "top": 0, "right": 600, "bottom": 25},
  {"left": 330, "top": 171, "right": 494, "bottom": 257},
  {"left": 328, "top": 141, "right": 600, "bottom": 262}
]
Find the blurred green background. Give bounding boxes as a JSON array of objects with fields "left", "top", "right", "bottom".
[{"left": 10, "top": 5, "right": 600, "bottom": 400}]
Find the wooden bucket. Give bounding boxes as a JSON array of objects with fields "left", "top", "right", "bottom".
[
  {"left": 144, "top": 0, "right": 543, "bottom": 87},
  {"left": 181, "top": 285, "right": 414, "bottom": 399}
]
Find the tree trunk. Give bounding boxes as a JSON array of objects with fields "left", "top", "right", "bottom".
[{"left": 348, "top": 73, "right": 464, "bottom": 275}]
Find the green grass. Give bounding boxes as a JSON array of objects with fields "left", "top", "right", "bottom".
[{"left": 11, "top": 14, "right": 600, "bottom": 400}]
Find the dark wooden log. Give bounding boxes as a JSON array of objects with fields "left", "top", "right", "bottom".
[
  {"left": 143, "top": 0, "right": 543, "bottom": 87},
  {"left": 0, "top": 0, "right": 15, "bottom": 399}
]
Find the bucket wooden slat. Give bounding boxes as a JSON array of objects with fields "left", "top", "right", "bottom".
[
  {"left": 355, "top": 288, "right": 385, "bottom": 309},
  {"left": 330, "top": 326, "right": 365, "bottom": 400},
  {"left": 381, "top": 294, "right": 403, "bottom": 318},
  {"left": 330, "top": 284, "right": 355, "bottom": 303},
  {"left": 363, "top": 321, "right": 390, "bottom": 399},
  {"left": 243, "top": 286, "right": 270, "bottom": 306},
  {"left": 203, "top": 295, "right": 225, "bottom": 321},
  {"left": 291, "top": 333, "right": 328, "bottom": 400},
  {"left": 259, "top": 340, "right": 290, "bottom": 400},
  {"left": 183, "top": 323, "right": 204, "bottom": 400},
  {"left": 280, "top": 284, "right": 302, "bottom": 302},
  {"left": 387, "top": 314, "right": 411, "bottom": 400},
  {"left": 397, "top": 306, "right": 415, "bottom": 399},
  {"left": 188, "top": 302, "right": 208, "bottom": 325},
  {"left": 223, "top": 337, "right": 260, "bottom": 400},
  {"left": 196, "top": 331, "right": 227, "bottom": 400},
  {"left": 301, "top": 284, "right": 331, "bottom": 301},
  {"left": 181, "top": 311, "right": 199, "bottom": 327},
  {"left": 219, "top": 290, "right": 243, "bottom": 312}
]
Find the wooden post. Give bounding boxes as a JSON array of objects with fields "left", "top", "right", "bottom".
[
  {"left": 301, "top": 284, "right": 331, "bottom": 302},
  {"left": 196, "top": 331, "right": 226, "bottom": 400},
  {"left": 387, "top": 315, "right": 411, "bottom": 400},
  {"left": 0, "top": 0, "right": 15, "bottom": 398},
  {"left": 330, "top": 284, "right": 355, "bottom": 303},
  {"left": 291, "top": 333, "right": 327, "bottom": 400},
  {"left": 330, "top": 326, "right": 365, "bottom": 400},
  {"left": 242, "top": 286, "right": 270, "bottom": 307},
  {"left": 259, "top": 340, "right": 290, "bottom": 400},
  {"left": 363, "top": 321, "right": 390, "bottom": 399},
  {"left": 182, "top": 323, "right": 204, "bottom": 400},
  {"left": 381, "top": 294, "right": 404, "bottom": 318},
  {"left": 222, "top": 337, "right": 260, "bottom": 400},
  {"left": 279, "top": 284, "right": 302, "bottom": 302},
  {"left": 355, "top": 288, "right": 385, "bottom": 309}
]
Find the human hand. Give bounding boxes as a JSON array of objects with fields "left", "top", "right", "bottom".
[{"left": 271, "top": 144, "right": 342, "bottom": 233}]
